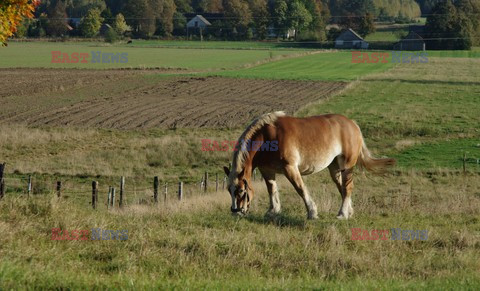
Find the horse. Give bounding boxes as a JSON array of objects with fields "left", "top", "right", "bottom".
[{"left": 223, "top": 111, "right": 395, "bottom": 220}]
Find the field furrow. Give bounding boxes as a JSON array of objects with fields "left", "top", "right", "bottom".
[{"left": 0, "top": 69, "right": 347, "bottom": 129}]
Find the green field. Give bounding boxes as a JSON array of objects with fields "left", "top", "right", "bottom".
[
  {"left": 212, "top": 52, "right": 397, "bottom": 81},
  {"left": 119, "top": 39, "right": 317, "bottom": 50},
  {"left": 1, "top": 41, "right": 479, "bottom": 289},
  {"left": 298, "top": 57, "right": 480, "bottom": 170},
  {"left": 0, "top": 42, "right": 300, "bottom": 69}
]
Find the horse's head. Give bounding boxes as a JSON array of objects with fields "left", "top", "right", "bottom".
[{"left": 223, "top": 166, "right": 254, "bottom": 216}]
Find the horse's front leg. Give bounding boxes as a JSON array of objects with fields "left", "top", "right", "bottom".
[
  {"left": 284, "top": 165, "right": 318, "bottom": 220},
  {"left": 262, "top": 171, "right": 281, "bottom": 216}
]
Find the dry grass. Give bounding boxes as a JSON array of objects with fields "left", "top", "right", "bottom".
[
  {"left": 0, "top": 170, "right": 479, "bottom": 289},
  {"left": 0, "top": 124, "right": 239, "bottom": 180}
]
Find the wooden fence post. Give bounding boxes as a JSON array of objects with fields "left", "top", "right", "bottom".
[
  {"left": 119, "top": 176, "right": 125, "bottom": 208},
  {"left": 111, "top": 187, "right": 116, "bottom": 208},
  {"left": 92, "top": 181, "right": 98, "bottom": 209},
  {"left": 164, "top": 183, "right": 167, "bottom": 203},
  {"left": 56, "top": 181, "right": 62, "bottom": 198},
  {"left": 204, "top": 172, "right": 208, "bottom": 192},
  {"left": 0, "top": 163, "right": 5, "bottom": 200},
  {"left": 153, "top": 176, "right": 159, "bottom": 204},
  {"left": 215, "top": 173, "right": 218, "bottom": 192},
  {"left": 107, "top": 186, "right": 111, "bottom": 209},
  {"left": 27, "top": 175, "right": 32, "bottom": 197},
  {"left": 178, "top": 182, "right": 183, "bottom": 201}
]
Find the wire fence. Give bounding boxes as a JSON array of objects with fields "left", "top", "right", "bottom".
[{"left": 0, "top": 162, "right": 264, "bottom": 210}]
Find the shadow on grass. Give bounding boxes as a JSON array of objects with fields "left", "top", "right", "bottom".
[{"left": 244, "top": 212, "right": 308, "bottom": 229}]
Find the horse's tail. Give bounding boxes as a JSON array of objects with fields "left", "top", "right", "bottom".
[{"left": 357, "top": 140, "right": 396, "bottom": 174}]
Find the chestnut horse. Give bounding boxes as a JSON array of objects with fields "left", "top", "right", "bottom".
[{"left": 223, "top": 112, "right": 395, "bottom": 220}]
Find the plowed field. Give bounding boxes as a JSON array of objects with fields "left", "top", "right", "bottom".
[{"left": 0, "top": 69, "right": 346, "bottom": 129}]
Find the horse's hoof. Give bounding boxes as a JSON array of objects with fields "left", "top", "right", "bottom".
[
  {"left": 265, "top": 211, "right": 278, "bottom": 218},
  {"left": 307, "top": 213, "right": 318, "bottom": 220},
  {"left": 336, "top": 213, "right": 349, "bottom": 220}
]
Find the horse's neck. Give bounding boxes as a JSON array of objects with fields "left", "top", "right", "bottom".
[
  {"left": 241, "top": 146, "right": 259, "bottom": 180},
  {"left": 238, "top": 132, "right": 262, "bottom": 180}
]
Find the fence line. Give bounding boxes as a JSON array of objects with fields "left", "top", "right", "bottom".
[
  {"left": 0, "top": 164, "right": 234, "bottom": 209},
  {"left": 3, "top": 157, "right": 478, "bottom": 204}
]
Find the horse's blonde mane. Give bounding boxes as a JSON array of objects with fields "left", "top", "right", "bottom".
[{"left": 230, "top": 111, "right": 285, "bottom": 181}]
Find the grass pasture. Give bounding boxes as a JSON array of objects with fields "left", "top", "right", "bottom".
[
  {"left": 0, "top": 41, "right": 479, "bottom": 289},
  {"left": 0, "top": 42, "right": 301, "bottom": 69},
  {"left": 0, "top": 173, "right": 479, "bottom": 289},
  {"left": 212, "top": 51, "right": 397, "bottom": 81}
]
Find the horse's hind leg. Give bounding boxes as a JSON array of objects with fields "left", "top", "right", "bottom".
[
  {"left": 284, "top": 165, "right": 318, "bottom": 219},
  {"left": 340, "top": 168, "right": 354, "bottom": 219},
  {"left": 328, "top": 157, "right": 354, "bottom": 219},
  {"left": 261, "top": 170, "right": 281, "bottom": 216}
]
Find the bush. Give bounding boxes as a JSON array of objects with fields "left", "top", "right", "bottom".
[{"left": 104, "top": 27, "right": 118, "bottom": 43}]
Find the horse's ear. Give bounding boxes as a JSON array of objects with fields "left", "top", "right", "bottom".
[{"left": 223, "top": 166, "right": 230, "bottom": 176}]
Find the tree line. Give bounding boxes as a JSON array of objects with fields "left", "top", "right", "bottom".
[
  {"left": 17, "top": 0, "right": 422, "bottom": 41},
  {"left": 10, "top": 0, "right": 480, "bottom": 49}
]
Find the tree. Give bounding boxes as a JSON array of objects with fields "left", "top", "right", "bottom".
[
  {"left": 172, "top": 11, "right": 187, "bottom": 35},
  {"left": 104, "top": 26, "right": 118, "bottom": 42},
  {"left": 174, "top": 0, "right": 193, "bottom": 13},
  {"left": 124, "top": 0, "right": 156, "bottom": 37},
  {"left": 335, "top": 0, "right": 376, "bottom": 37},
  {"left": 223, "top": 0, "right": 252, "bottom": 39},
  {"left": 424, "top": 0, "right": 476, "bottom": 49},
  {"left": 288, "top": 0, "right": 313, "bottom": 40},
  {"left": 101, "top": 8, "right": 113, "bottom": 25},
  {"left": 303, "top": 0, "right": 328, "bottom": 41},
  {"left": 456, "top": 0, "right": 480, "bottom": 47},
  {"left": 79, "top": 7, "right": 103, "bottom": 37},
  {"left": 46, "top": 0, "right": 69, "bottom": 36},
  {"left": 113, "top": 13, "right": 130, "bottom": 36},
  {"left": 158, "top": 0, "right": 176, "bottom": 36},
  {"left": 249, "top": 0, "right": 269, "bottom": 39},
  {"left": 0, "top": 0, "right": 40, "bottom": 45},
  {"left": 66, "top": 0, "right": 107, "bottom": 18},
  {"left": 357, "top": 12, "right": 375, "bottom": 37},
  {"left": 271, "top": 0, "right": 288, "bottom": 38},
  {"left": 105, "top": 0, "right": 128, "bottom": 15}
]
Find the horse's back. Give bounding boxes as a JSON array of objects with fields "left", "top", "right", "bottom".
[{"left": 271, "top": 114, "right": 363, "bottom": 174}]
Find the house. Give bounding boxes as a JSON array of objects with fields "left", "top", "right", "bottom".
[
  {"left": 393, "top": 31, "right": 425, "bottom": 51},
  {"left": 335, "top": 28, "right": 369, "bottom": 49},
  {"left": 186, "top": 15, "right": 212, "bottom": 39},
  {"left": 186, "top": 15, "right": 211, "bottom": 30}
]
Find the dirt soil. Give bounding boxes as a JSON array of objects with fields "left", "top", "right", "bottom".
[{"left": 0, "top": 69, "right": 347, "bottom": 129}]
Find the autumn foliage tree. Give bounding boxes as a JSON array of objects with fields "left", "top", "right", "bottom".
[{"left": 0, "top": 0, "right": 40, "bottom": 45}]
